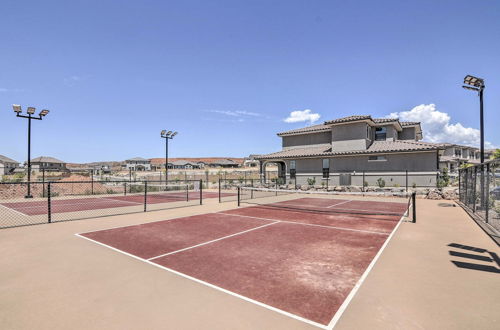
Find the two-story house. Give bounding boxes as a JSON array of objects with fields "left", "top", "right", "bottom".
[
  {"left": 438, "top": 143, "right": 482, "bottom": 176},
  {"left": 255, "top": 115, "right": 442, "bottom": 187},
  {"left": 122, "top": 157, "right": 152, "bottom": 171},
  {"left": 0, "top": 155, "right": 20, "bottom": 175}
]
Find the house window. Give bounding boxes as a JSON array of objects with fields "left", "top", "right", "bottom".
[
  {"left": 454, "top": 149, "right": 462, "bottom": 157},
  {"left": 289, "top": 160, "right": 296, "bottom": 179},
  {"left": 322, "top": 159, "right": 329, "bottom": 178},
  {"left": 375, "top": 127, "right": 386, "bottom": 141},
  {"left": 366, "top": 126, "right": 371, "bottom": 139},
  {"left": 368, "top": 155, "right": 387, "bottom": 161}
]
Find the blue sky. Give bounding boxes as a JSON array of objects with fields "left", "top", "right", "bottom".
[{"left": 0, "top": 0, "right": 499, "bottom": 163}]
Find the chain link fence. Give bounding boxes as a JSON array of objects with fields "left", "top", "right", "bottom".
[
  {"left": 459, "top": 159, "right": 500, "bottom": 243},
  {"left": 0, "top": 180, "right": 202, "bottom": 229}
]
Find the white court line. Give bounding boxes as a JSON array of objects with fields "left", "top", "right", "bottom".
[
  {"left": 148, "top": 221, "right": 279, "bottom": 261},
  {"left": 326, "top": 200, "right": 353, "bottom": 208},
  {"left": 75, "top": 233, "right": 328, "bottom": 329},
  {"left": 325, "top": 213, "right": 406, "bottom": 330},
  {"left": 99, "top": 197, "right": 143, "bottom": 205},
  {"left": 0, "top": 203, "right": 29, "bottom": 216},
  {"left": 218, "top": 212, "right": 390, "bottom": 236}
]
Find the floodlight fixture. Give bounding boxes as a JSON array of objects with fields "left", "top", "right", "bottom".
[
  {"left": 27, "top": 107, "right": 36, "bottom": 114},
  {"left": 464, "top": 75, "right": 484, "bottom": 88},
  {"left": 161, "top": 130, "right": 167, "bottom": 136},
  {"left": 13, "top": 104, "right": 22, "bottom": 113},
  {"left": 171, "top": 131, "right": 178, "bottom": 137},
  {"left": 39, "top": 109, "right": 49, "bottom": 116},
  {"left": 166, "top": 130, "right": 173, "bottom": 136}
]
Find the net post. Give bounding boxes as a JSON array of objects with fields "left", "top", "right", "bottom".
[
  {"left": 91, "top": 169, "right": 94, "bottom": 195},
  {"left": 405, "top": 170, "right": 408, "bottom": 192},
  {"left": 218, "top": 178, "right": 221, "bottom": 203},
  {"left": 124, "top": 182, "right": 127, "bottom": 196},
  {"left": 199, "top": 179, "right": 203, "bottom": 205},
  {"left": 186, "top": 184, "right": 189, "bottom": 202},
  {"left": 362, "top": 171, "right": 365, "bottom": 192},
  {"left": 144, "top": 181, "right": 147, "bottom": 212},
  {"left": 47, "top": 182, "right": 52, "bottom": 223},
  {"left": 412, "top": 192, "right": 416, "bottom": 223},
  {"left": 237, "top": 186, "right": 240, "bottom": 207}
]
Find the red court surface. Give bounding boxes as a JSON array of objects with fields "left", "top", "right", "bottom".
[
  {"left": 1, "top": 192, "right": 233, "bottom": 216},
  {"left": 77, "top": 197, "right": 408, "bottom": 328}
]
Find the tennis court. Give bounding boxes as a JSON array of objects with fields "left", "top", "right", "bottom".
[
  {"left": 77, "top": 187, "right": 414, "bottom": 328},
  {"left": 0, "top": 185, "right": 234, "bottom": 216}
]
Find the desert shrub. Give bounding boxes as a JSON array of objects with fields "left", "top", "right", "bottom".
[
  {"left": 307, "top": 177, "right": 316, "bottom": 186},
  {"left": 376, "top": 178, "right": 385, "bottom": 188},
  {"left": 363, "top": 181, "right": 368, "bottom": 187},
  {"left": 412, "top": 182, "right": 417, "bottom": 188}
]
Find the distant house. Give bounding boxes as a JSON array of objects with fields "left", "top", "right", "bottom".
[
  {"left": 122, "top": 157, "right": 151, "bottom": 171},
  {"left": 208, "top": 159, "right": 240, "bottom": 168},
  {"left": 243, "top": 155, "right": 260, "bottom": 168},
  {"left": 438, "top": 144, "right": 481, "bottom": 176},
  {"left": 169, "top": 160, "right": 204, "bottom": 169},
  {"left": 30, "top": 156, "right": 67, "bottom": 172},
  {"left": 0, "top": 155, "right": 20, "bottom": 175}
]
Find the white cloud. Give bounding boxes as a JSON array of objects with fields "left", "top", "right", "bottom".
[
  {"left": 204, "top": 109, "right": 264, "bottom": 122},
  {"left": 388, "top": 104, "right": 496, "bottom": 148},
  {"left": 284, "top": 109, "right": 320, "bottom": 124}
]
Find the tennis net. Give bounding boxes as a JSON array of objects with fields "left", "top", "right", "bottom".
[
  {"left": 237, "top": 187, "right": 416, "bottom": 222},
  {"left": 128, "top": 182, "right": 200, "bottom": 201}
]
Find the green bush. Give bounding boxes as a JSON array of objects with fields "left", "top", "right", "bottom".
[
  {"left": 363, "top": 181, "right": 368, "bottom": 187},
  {"left": 412, "top": 182, "right": 417, "bottom": 188},
  {"left": 376, "top": 178, "right": 385, "bottom": 188},
  {"left": 307, "top": 177, "right": 316, "bottom": 186}
]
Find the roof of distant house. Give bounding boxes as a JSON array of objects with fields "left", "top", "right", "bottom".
[
  {"left": 0, "top": 155, "right": 19, "bottom": 164},
  {"left": 278, "top": 115, "right": 420, "bottom": 136},
  {"left": 255, "top": 140, "right": 440, "bottom": 160},
  {"left": 31, "top": 156, "right": 65, "bottom": 163},
  {"left": 126, "top": 157, "right": 150, "bottom": 162}
]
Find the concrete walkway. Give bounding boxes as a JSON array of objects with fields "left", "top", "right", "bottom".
[{"left": 0, "top": 198, "right": 498, "bottom": 329}]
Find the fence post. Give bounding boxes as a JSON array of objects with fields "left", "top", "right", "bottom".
[
  {"left": 91, "top": 170, "right": 94, "bottom": 195},
  {"left": 237, "top": 187, "right": 240, "bottom": 207},
  {"left": 485, "top": 163, "right": 490, "bottom": 223},
  {"left": 362, "top": 171, "right": 365, "bottom": 192},
  {"left": 472, "top": 166, "right": 477, "bottom": 212},
  {"left": 186, "top": 184, "right": 189, "bottom": 202},
  {"left": 42, "top": 168, "right": 45, "bottom": 198},
  {"left": 218, "top": 178, "right": 221, "bottom": 203},
  {"left": 405, "top": 170, "right": 408, "bottom": 192},
  {"left": 199, "top": 179, "right": 203, "bottom": 205},
  {"left": 144, "top": 181, "right": 147, "bottom": 212},
  {"left": 412, "top": 192, "right": 416, "bottom": 223},
  {"left": 124, "top": 182, "right": 127, "bottom": 196},
  {"left": 47, "top": 182, "right": 52, "bottom": 224}
]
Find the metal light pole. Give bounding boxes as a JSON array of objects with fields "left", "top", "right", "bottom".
[
  {"left": 160, "top": 130, "right": 177, "bottom": 183},
  {"left": 462, "top": 75, "right": 485, "bottom": 162},
  {"left": 13, "top": 105, "right": 49, "bottom": 198},
  {"left": 462, "top": 75, "right": 485, "bottom": 207}
]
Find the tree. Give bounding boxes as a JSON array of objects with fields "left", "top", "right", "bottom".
[{"left": 491, "top": 148, "right": 500, "bottom": 160}]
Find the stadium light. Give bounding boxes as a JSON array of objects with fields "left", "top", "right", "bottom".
[
  {"left": 462, "top": 74, "right": 486, "bottom": 209},
  {"left": 160, "top": 129, "right": 178, "bottom": 183},
  {"left": 12, "top": 104, "right": 50, "bottom": 198},
  {"left": 462, "top": 74, "right": 485, "bottom": 163},
  {"left": 161, "top": 130, "right": 167, "bottom": 136}
]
